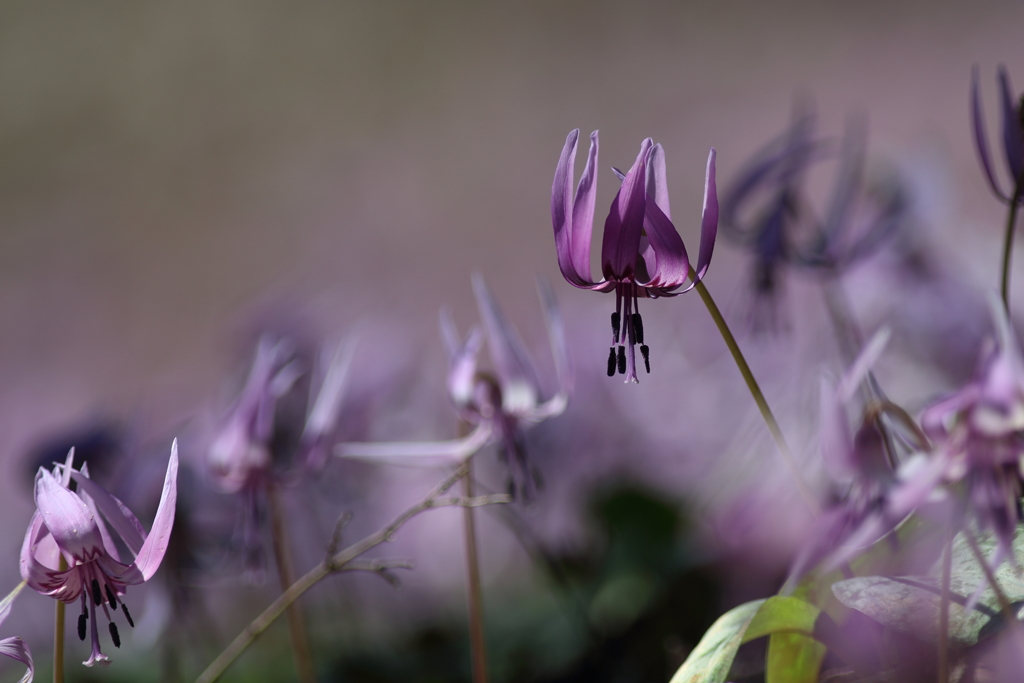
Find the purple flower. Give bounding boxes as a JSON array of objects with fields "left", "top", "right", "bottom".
[
  {"left": 339, "top": 277, "right": 569, "bottom": 498},
  {"left": 207, "top": 336, "right": 353, "bottom": 493},
  {"left": 552, "top": 130, "right": 718, "bottom": 382},
  {"left": 912, "top": 295, "right": 1024, "bottom": 570},
  {"left": 0, "top": 583, "right": 33, "bottom": 683},
  {"left": 785, "top": 330, "right": 897, "bottom": 586},
  {"left": 721, "top": 107, "right": 905, "bottom": 330},
  {"left": 20, "top": 442, "right": 178, "bottom": 667},
  {"left": 971, "top": 65, "right": 1024, "bottom": 204}
]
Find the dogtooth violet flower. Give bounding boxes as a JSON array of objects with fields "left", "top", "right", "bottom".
[
  {"left": 721, "top": 107, "right": 905, "bottom": 330},
  {"left": 552, "top": 130, "right": 718, "bottom": 382},
  {"left": 339, "top": 276, "right": 569, "bottom": 498},
  {"left": 972, "top": 65, "right": 1024, "bottom": 204},
  {"left": 207, "top": 335, "right": 354, "bottom": 492},
  {"left": 20, "top": 441, "right": 178, "bottom": 667},
  {"left": 0, "top": 582, "right": 33, "bottom": 683}
]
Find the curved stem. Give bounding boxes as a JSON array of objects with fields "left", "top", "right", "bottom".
[
  {"left": 1000, "top": 184, "right": 1022, "bottom": 310},
  {"left": 695, "top": 280, "right": 820, "bottom": 514}
]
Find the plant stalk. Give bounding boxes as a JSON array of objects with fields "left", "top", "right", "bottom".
[
  {"left": 196, "top": 465, "right": 509, "bottom": 683},
  {"left": 267, "top": 483, "right": 316, "bottom": 683},
  {"left": 695, "top": 279, "right": 820, "bottom": 514},
  {"left": 462, "top": 459, "right": 489, "bottom": 683}
]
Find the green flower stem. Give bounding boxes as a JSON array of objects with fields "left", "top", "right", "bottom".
[
  {"left": 267, "top": 483, "right": 317, "bottom": 683},
  {"left": 54, "top": 556, "right": 67, "bottom": 683},
  {"left": 1000, "top": 183, "right": 1022, "bottom": 310},
  {"left": 695, "top": 280, "right": 820, "bottom": 515}
]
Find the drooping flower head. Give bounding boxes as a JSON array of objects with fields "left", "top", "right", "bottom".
[
  {"left": 971, "top": 65, "right": 1024, "bottom": 204},
  {"left": 339, "top": 276, "right": 570, "bottom": 499},
  {"left": 20, "top": 442, "right": 178, "bottom": 667},
  {"left": 207, "top": 335, "right": 354, "bottom": 493},
  {"left": 914, "top": 295, "right": 1024, "bottom": 571},
  {"left": 721, "top": 106, "right": 905, "bottom": 331},
  {"left": 440, "top": 275, "right": 570, "bottom": 498},
  {"left": 552, "top": 130, "right": 718, "bottom": 382}
]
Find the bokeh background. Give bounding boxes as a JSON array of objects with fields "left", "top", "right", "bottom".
[{"left": 0, "top": 1, "right": 1023, "bottom": 680}]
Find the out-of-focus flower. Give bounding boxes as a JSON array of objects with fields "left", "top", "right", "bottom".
[
  {"left": 913, "top": 295, "right": 1024, "bottom": 570},
  {"left": 552, "top": 130, "right": 718, "bottom": 382},
  {"left": 785, "top": 330, "right": 898, "bottom": 587},
  {"left": 20, "top": 442, "right": 178, "bottom": 667},
  {"left": 207, "top": 335, "right": 354, "bottom": 493},
  {"left": 971, "top": 65, "right": 1024, "bottom": 204},
  {"left": 0, "top": 583, "right": 33, "bottom": 683},
  {"left": 340, "top": 276, "right": 570, "bottom": 498},
  {"left": 721, "top": 107, "right": 905, "bottom": 331}
]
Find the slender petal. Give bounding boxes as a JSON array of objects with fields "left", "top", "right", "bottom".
[
  {"left": 530, "top": 278, "right": 572, "bottom": 420},
  {"left": 472, "top": 273, "right": 541, "bottom": 415},
  {"left": 552, "top": 130, "right": 605, "bottom": 289},
  {"left": 0, "top": 638, "right": 32, "bottom": 683},
  {"left": 972, "top": 66, "right": 1011, "bottom": 201},
  {"left": 999, "top": 66, "right": 1024, "bottom": 188},
  {"left": 601, "top": 139, "right": 651, "bottom": 281},
  {"left": 337, "top": 421, "right": 493, "bottom": 466},
  {"left": 66, "top": 473, "right": 147, "bottom": 556},
  {"left": 130, "top": 440, "right": 179, "bottom": 581},
  {"left": 638, "top": 145, "right": 691, "bottom": 290},
  {"left": 693, "top": 148, "right": 719, "bottom": 284},
  {"left": 441, "top": 309, "right": 484, "bottom": 411}
]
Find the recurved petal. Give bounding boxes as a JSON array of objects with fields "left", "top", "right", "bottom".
[
  {"left": 130, "top": 440, "right": 178, "bottom": 582},
  {"left": 601, "top": 139, "right": 651, "bottom": 281},
  {"left": 441, "top": 309, "right": 483, "bottom": 410},
  {"left": 472, "top": 274, "right": 541, "bottom": 415},
  {"left": 0, "top": 637, "right": 33, "bottom": 683},
  {"left": 303, "top": 338, "right": 355, "bottom": 443},
  {"left": 34, "top": 468, "right": 104, "bottom": 562},
  {"left": 693, "top": 148, "right": 719, "bottom": 284},
  {"left": 336, "top": 421, "right": 493, "bottom": 467},
  {"left": 534, "top": 277, "right": 572, "bottom": 416},
  {"left": 971, "top": 66, "right": 1010, "bottom": 201},
  {"left": 639, "top": 191, "right": 690, "bottom": 290},
  {"left": 552, "top": 130, "right": 603, "bottom": 288},
  {"left": 998, "top": 66, "right": 1024, "bottom": 189}
]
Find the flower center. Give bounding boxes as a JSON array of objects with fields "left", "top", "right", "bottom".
[{"left": 606, "top": 284, "right": 650, "bottom": 382}]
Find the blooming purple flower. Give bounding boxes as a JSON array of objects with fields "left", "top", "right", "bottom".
[
  {"left": 339, "top": 276, "right": 569, "bottom": 498},
  {"left": 552, "top": 130, "right": 718, "bottom": 382},
  {"left": 971, "top": 65, "right": 1024, "bottom": 204},
  {"left": 0, "top": 583, "right": 33, "bottom": 683},
  {"left": 20, "top": 442, "right": 178, "bottom": 667}
]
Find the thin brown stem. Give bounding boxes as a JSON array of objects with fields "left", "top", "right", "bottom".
[
  {"left": 267, "top": 482, "right": 316, "bottom": 683},
  {"left": 195, "top": 465, "right": 510, "bottom": 683},
  {"left": 463, "top": 460, "right": 488, "bottom": 683},
  {"left": 695, "top": 279, "right": 820, "bottom": 514},
  {"left": 54, "top": 555, "right": 67, "bottom": 683}
]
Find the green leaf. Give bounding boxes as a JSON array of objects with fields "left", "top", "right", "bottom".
[
  {"left": 670, "top": 596, "right": 822, "bottom": 683},
  {"left": 766, "top": 632, "right": 826, "bottom": 683}
]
